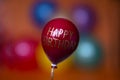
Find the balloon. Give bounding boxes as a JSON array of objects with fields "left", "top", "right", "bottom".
[
  {"left": 0, "top": 43, "right": 3, "bottom": 66},
  {"left": 36, "top": 45, "right": 74, "bottom": 72},
  {"left": 0, "top": 27, "right": 4, "bottom": 66},
  {"left": 3, "top": 39, "right": 39, "bottom": 71},
  {"left": 2, "top": 42, "right": 16, "bottom": 69},
  {"left": 13, "top": 39, "right": 39, "bottom": 71},
  {"left": 41, "top": 18, "right": 79, "bottom": 65},
  {"left": 72, "top": 5, "right": 96, "bottom": 33},
  {"left": 75, "top": 35, "right": 103, "bottom": 69},
  {"left": 0, "top": 46, "right": 3, "bottom": 66},
  {"left": 32, "top": 1, "right": 57, "bottom": 26}
]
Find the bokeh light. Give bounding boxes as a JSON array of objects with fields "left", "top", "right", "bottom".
[
  {"left": 3, "top": 39, "right": 39, "bottom": 71},
  {"left": 72, "top": 5, "right": 96, "bottom": 33},
  {"left": 0, "top": 16, "right": 5, "bottom": 63},
  {"left": 0, "top": 34, "right": 4, "bottom": 66},
  {"left": 0, "top": 46, "right": 3, "bottom": 66},
  {"left": 32, "top": 1, "right": 57, "bottom": 27},
  {"left": 2, "top": 42, "right": 16, "bottom": 69},
  {"left": 15, "top": 42, "right": 31, "bottom": 57},
  {"left": 74, "top": 35, "right": 103, "bottom": 69},
  {"left": 13, "top": 39, "right": 39, "bottom": 71}
]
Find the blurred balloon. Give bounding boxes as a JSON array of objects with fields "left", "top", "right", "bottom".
[
  {"left": 2, "top": 42, "right": 16, "bottom": 69},
  {"left": 41, "top": 18, "right": 79, "bottom": 67},
  {"left": 32, "top": 1, "right": 57, "bottom": 27},
  {"left": 0, "top": 27, "right": 5, "bottom": 66},
  {"left": 0, "top": 52, "right": 3, "bottom": 66},
  {"left": 13, "top": 39, "right": 39, "bottom": 71},
  {"left": 0, "top": 42, "right": 4, "bottom": 66},
  {"left": 3, "top": 39, "right": 39, "bottom": 71},
  {"left": 72, "top": 5, "right": 96, "bottom": 33},
  {"left": 74, "top": 35, "right": 103, "bottom": 69}
]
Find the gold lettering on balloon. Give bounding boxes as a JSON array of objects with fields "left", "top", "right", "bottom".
[
  {"left": 47, "top": 37, "right": 53, "bottom": 47},
  {"left": 64, "top": 40, "right": 69, "bottom": 49},
  {"left": 58, "top": 29, "right": 63, "bottom": 37},
  {"left": 46, "top": 27, "right": 74, "bottom": 40},
  {"left": 44, "top": 27, "right": 77, "bottom": 50},
  {"left": 47, "top": 27, "right": 54, "bottom": 36},
  {"left": 43, "top": 36, "right": 77, "bottom": 50},
  {"left": 63, "top": 30, "right": 68, "bottom": 38},
  {"left": 53, "top": 38, "right": 58, "bottom": 47},
  {"left": 52, "top": 29, "right": 59, "bottom": 37},
  {"left": 69, "top": 31, "right": 73, "bottom": 39}
]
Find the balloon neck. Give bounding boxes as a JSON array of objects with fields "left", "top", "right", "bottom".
[{"left": 51, "top": 64, "right": 57, "bottom": 69}]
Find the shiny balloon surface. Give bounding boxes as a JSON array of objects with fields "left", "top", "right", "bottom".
[{"left": 41, "top": 18, "right": 79, "bottom": 64}]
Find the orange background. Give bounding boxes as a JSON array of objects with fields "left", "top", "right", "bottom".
[{"left": 0, "top": 0, "right": 119, "bottom": 80}]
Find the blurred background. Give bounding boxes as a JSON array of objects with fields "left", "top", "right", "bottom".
[{"left": 0, "top": 0, "right": 119, "bottom": 80}]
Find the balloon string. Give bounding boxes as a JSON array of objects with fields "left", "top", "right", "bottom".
[
  {"left": 51, "top": 67, "right": 54, "bottom": 80},
  {"left": 51, "top": 64, "right": 57, "bottom": 80}
]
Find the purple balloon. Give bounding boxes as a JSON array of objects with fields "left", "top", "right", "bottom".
[{"left": 72, "top": 5, "right": 96, "bottom": 33}]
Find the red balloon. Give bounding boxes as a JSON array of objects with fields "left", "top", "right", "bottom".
[
  {"left": 0, "top": 33, "right": 5, "bottom": 66},
  {"left": 0, "top": 45, "right": 3, "bottom": 66},
  {"left": 13, "top": 39, "right": 39, "bottom": 71},
  {"left": 0, "top": 54, "right": 3, "bottom": 66},
  {"left": 41, "top": 18, "right": 79, "bottom": 65},
  {"left": 3, "top": 39, "right": 39, "bottom": 71},
  {"left": 2, "top": 42, "right": 17, "bottom": 69}
]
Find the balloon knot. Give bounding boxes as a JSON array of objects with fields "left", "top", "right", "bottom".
[{"left": 51, "top": 64, "right": 57, "bottom": 69}]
